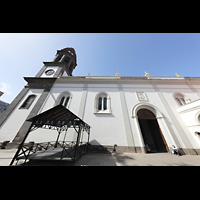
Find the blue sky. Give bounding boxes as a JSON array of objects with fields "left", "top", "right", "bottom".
[{"left": 1, "top": 33, "right": 200, "bottom": 103}]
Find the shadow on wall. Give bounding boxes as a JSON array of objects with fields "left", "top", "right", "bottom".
[
  {"left": 85, "top": 139, "right": 135, "bottom": 166},
  {"left": 164, "top": 118, "right": 182, "bottom": 148},
  {"left": 89, "top": 139, "right": 113, "bottom": 153}
]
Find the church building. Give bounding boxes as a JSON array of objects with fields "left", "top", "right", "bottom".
[{"left": 1, "top": 47, "right": 200, "bottom": 155}]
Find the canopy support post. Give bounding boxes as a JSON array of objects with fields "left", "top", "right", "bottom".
[
  {"left": 10, "top": 105, "right": 91, "bottom": 166},
  {"left": 10, "top": 123, "right": 33, "bottom": 166},
  {"left": 87, "top": 127, "right": 90, "bottom": 153},
  {"left": 73, "top": 125, "right": 82, "bottom": 165},
  {"left": 55, "top": 130, "right": 61, "bottom": 148}
]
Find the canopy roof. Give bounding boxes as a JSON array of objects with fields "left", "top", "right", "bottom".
[{"left": 27, "top": 105, "right": 90, "bottom": 129}]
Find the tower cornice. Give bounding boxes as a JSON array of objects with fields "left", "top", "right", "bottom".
[{"left": 24, "top": 77, "right": 57, "bottom": 89}]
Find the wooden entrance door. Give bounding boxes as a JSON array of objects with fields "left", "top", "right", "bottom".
[{"left": 137, "top": 109, "right": 168, "bottom": 153}]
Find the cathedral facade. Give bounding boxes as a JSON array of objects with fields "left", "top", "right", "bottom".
[{"left": 1, "top": 47, "right": 200, "bottom": 155}]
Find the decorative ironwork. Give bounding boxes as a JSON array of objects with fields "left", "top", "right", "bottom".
[
  {"left": 10, "top": 105, "right": 90, "bottom": 166},
  {"left": 11, "top": 141, "right": 89, "bottom": 166}
]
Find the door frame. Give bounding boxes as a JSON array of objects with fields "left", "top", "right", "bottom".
[{"left": 132, "top": 103, "right": 176, "bottom": 153}]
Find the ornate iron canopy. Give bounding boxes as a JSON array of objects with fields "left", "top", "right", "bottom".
[{"left": 10, "top": 105, "right": 90, "bottom": 165}]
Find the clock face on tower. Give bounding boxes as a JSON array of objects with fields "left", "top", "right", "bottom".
[{"left": 45, "top": 69, "right": 55, "bottom": 76}]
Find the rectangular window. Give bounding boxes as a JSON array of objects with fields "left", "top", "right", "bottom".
[
  {"left": 20, "top": 95, "right": 36, "bottom": 109},
  {"left": 64, "top": 97, "right": 70, "bottom": 108},
  {"left": 175, "top": 98, "right": 182, "bottom": 106},
  {"left": 59, "top": 97, "right": 65, "bottom": 105},
  {"left": 103, "top": 97, "right": 107, "bottom": 110},
  {"left": 181, "top": 98, "right": 186, "bottom": 105},
  {"left": 98, "top": 97, "right": 102, "bottom": 110}
]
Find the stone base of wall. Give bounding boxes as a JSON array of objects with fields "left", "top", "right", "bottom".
[{"left": 3, "top": 142, "right": 200, "bottom": 156}]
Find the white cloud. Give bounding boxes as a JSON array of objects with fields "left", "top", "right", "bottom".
[{"left": 0, "top": 83, "right": 12, "bottom": 95}]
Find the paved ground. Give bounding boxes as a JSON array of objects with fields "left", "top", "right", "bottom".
[
  {"left": 75, "top": 152, "right": 200, "bottom": 166},
  {"left": 1, "top": 149, "right": 200, "bottom": 166},
  {"left": 0, "top": 149, "right": 17, "bottom": 166},
  {"left": 113, "top": 152, "right": 200, "bottom": 166}
]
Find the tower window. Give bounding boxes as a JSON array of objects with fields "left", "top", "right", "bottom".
[
  {"left": 54, "top": 54, "right": 63, "bottom": 62},
  {"left": 20, "top": 95, "right": 36, "bottom": 109},
  {"left": 64, "top": 57, "right": 70, "bottom": 65}
]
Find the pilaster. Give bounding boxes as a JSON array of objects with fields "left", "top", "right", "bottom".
[
  {"left": 73, "top": 84, "right": 88, "bottom": 141},
  {"left": 12, "top": 78, "right": 56, "bottom": 144},
  {"left": 150, "top": 81, "right": 197, "bottom": 155},
  {"left": 118, "top": 84, "right": 135, "bottom": 149},
  {"left": 0, "top": 87, "right": 29, "bottom": 127}
]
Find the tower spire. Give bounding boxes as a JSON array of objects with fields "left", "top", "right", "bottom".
[
  {"left": 36, "top": 47, "right": 77, "bottom": 77},
  {"left": 54, "top": 47, "right": 77, "bottom": 76}
]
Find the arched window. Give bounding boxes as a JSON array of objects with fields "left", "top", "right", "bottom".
[
  {"left": 20, "top": 95, "right": 36, "bottom": 109},
  {"left": 56, "top": 92, "right": 72, "bottom": 109},
  {"left": 95, "top": 92, "right": 111, "bottom": 114},
  {"left": 98, "top": 96, "right": 108, "bottom": 111},
  {"left": 173, "top": 93, "right": 191, "bottom": 106},
  {"left": 175, "top": 98, "right": 182, "bottom": 106}
]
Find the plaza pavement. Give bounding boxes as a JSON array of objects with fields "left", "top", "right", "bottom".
[
  {"left": 1, "top": 149, "right": 200, "bottom": 166},
  {"left": 75, "top": 152, "right": 200, "bottom": 166}
]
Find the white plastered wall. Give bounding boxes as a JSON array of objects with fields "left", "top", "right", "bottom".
[{"left": 0, "top": 89, "right": 43, "bottom": 142}]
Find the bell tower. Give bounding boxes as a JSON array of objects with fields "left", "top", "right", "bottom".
[
  {"left": 0, "top": 47, "right": 78, "bottom": 146},
  {"left": 36, "top": 47, "right": 77, "bottom": 78}
]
